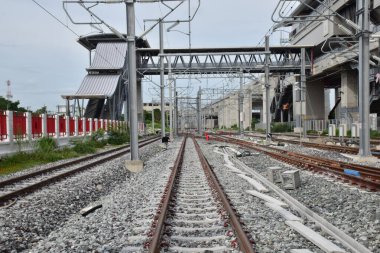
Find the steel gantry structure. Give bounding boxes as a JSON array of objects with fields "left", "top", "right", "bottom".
[
  {"left": 137, "top": 46, "right": 312, "bottom": 76},
  {"left": 137, "top": 45, "right": 312, "bottom": 137}
]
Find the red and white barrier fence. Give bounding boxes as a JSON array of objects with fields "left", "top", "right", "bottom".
[{"left": 0, "top": 110, "right": 127, "bottom": 143}]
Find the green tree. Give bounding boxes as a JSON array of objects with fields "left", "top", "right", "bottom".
[
  {"left": 0, "top": 96, "right": 28, "bottom": 111},
  {"left": 34, "top": 105, "right": 47, "bottom": 114},
  {"left": 153, "top": 108, "right": 161, "bottom": 122}
]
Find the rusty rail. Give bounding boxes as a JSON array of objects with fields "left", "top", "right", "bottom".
[
  {"left": 245, "top": 133, "right": 380, "bottom": 158},
  {"left": 0, "top": 136, "right": 161, "bottom": 205},
  {"left": 147, "top": 136, "right": 255, "bottom": 252},
  {"left": 192, "top": 136, "right": 255, "bottom": 253},
  {"left": 147, "top": 136, "right": 187, "bottom": 252},
  {"left": 211, "top": 135, "right": 380, "bottom": 192}
]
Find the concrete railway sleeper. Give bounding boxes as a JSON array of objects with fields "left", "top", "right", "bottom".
[
  {"left": 211, "top": 135, "right": 380, "bottom": 191},
  {"left": 145, "top": 136, "right": 255, "bottom": 252},
  {"left": 0, "top": 136, "right": 161, "bottom": 205}
]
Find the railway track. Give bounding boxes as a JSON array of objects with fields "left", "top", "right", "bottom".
[
  {"left": 211, "top": 146, "right": 372, "bottom": 253},
  {"left": 145, "top": 136, "right": 255, "bottom": 252},
  {"left": 211, "top": 135, "right": 380, "bottom": 191},
  {"left": 245, "top": 133, "right": 380, "bottom": 157},
  {"left": 0, "top": 136, "right": 160, "bottom": 206}
]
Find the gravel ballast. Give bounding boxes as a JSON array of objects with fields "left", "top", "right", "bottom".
[
  {"left": 0, "top": 140, "right": 166, "bottom": 252},
  {"left": 27, "top": 139, "right": 182, "bottom": 252},
  {"left": 198, "top": 140, "right": 327, "bottom": 253},
  {"left": 203, "top": 138, "right": 380, "bottom": 252}
]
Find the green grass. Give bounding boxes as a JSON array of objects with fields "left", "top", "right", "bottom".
[
  {"left": 0, "top": 148, "right": 80, "bottom": 176},
  {"left": 0, "top": 129, "right": 128, "bottom": 176}
]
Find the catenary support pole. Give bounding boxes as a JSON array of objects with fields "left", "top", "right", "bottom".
[
  {"left": 239, "top": 70, "right": 244, "bottom": 134},
  {"left": 159, "top": 20, "right": 166, "bottom": 138},
  {"left": 358, "top": 0, "right": 371, "bottom": 157},
  {"left": 301, "top": 47, "right": 306, "bottom": 138},
  {"left": 152, "top": 98, "right": 154, "bottom": 133},
  {"left": 126, "top": 0, "right": 139, "bottom": 160},
  {"left": 265, "top": 36, "right": 271, "bottom": 140},
  {"left": 169, "top": 63, "right": 173, "bottom": 140},
  {"left": 197, "top": 86, "right": 201, "bottom": 134},
  {"left": 174, "top": 80, "right": 178, "bottom": 136}
]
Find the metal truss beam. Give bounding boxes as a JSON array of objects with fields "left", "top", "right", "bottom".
[{"left": 137, "top": 46, "right": 312, "bottom": 76}]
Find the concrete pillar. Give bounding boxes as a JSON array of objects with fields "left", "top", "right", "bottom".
[
  {"left": 324, "top": 89, "right": 332, "bottom": 120},
  {"left": 6, "top": 111, "right": 13, "bottom": 143},
  {"left": 100, "top": 119, "right": 104, "bottom": 129},
  {"left": 42, "top": 113, "right": 47, "bottom": 138},
  {"left": 82, "top": 117, "right": 86, "bottom": 136},
  {"left": 66, "top": 116, "right": 70, "bottom": 137},
  {"left": 243, "top": 89, "right": 252, "bottom": 130},
  {"left": 340, "top": 70, "right": 359, "bottom": 121},
  {"left": 89, "top": 118, "right": 93, "bottom": 135},
  {"left": 26, "top": 112, "right": 32, "bottom": 141},
  {"left": 74, "top": 116, "right": 79, "bottom": 137},
  {"left": 262, "top": 78, "right": 275, "bottom": 126},
  {"left": 94, "top": 118, "right": 98, "bottom": 131},
  {"left": 137, "top": 79, "right": 143, "bottom": 123},
  {"left": 55, "top": 115, "right": 60, "bottom": 139}
]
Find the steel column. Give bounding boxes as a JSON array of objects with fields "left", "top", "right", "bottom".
[
  {"left": 152, "top": 98, "right": 154, "bottom": 133},
  {"left": 169, "top": 79, "right": 173, "bottom": 140},
  {"left": 301, "top": 47, "right": 306, "bottom": 138},
  {"left": 126, "top": 0, "right": 138, "bottom": 160},
  {"left": 174, "top": 80, "right": 178, "bottom": 137},
  {"left": 239, "top": 71, "right": 244, "bottom": 134},
  {"left": 358, "top": 0, "right": 371, "bottom": 156},
  {"left": 265, "top": 36, "right": 271, "bottom": 140},
  {"left": 197, "top": 87, "right": 201, "bottom": 134},
  {"left": 159, "top": 20, "right": 166, "bottom": 138}
]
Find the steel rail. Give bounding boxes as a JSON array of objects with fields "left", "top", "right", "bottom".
[
  {"left": 147, "top": 136, "right": 187, "bottom": 252},
  {"left": 231, "top": 158, "right": 372, "bottom": 253},
  {"left": 147, "top": 136, "right": 255, "bottom": 252},
  {"left": 253, "top": 132, "right": 380, "bottom": 145},
  {"left": 245, "top": 133, "right": 380, "bottom": 158},
  {"left": 192, "top": 136, "right": 255, "bottom": 253},
  {"left": 211, "top": 135, "right": 380, "bottom": 191},
  {"left": 0, "top": 136, "right": 160, "bottom": 205},
  {"left": 217, "top": 134, "right": 380, "bottom": 178},
  {"left": 0, "top": 136, "right": 160, "bottom": 188}
]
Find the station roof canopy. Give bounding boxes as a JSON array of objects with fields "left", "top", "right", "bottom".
[
  {"left": 62, "top": 74, "right": 121, "bottom": 100},
  {"left": 78, "top": 33, "right": 150, "bottom": 51},
  {"left": 87, "top": 42, "right": 127, "bottom": 70}
]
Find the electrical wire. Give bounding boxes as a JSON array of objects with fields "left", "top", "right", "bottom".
[
  {"left": 31, "top": 0, "right": 80, "bottom": 37},
  {"left": 256, "top": 0, "right": 298, "bottom": 46},
  {"left": 31, "top": 0, "right": 120, "bottom": 70}
]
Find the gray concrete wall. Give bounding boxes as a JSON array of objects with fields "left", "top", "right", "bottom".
[
  {"left": 290, "top": 0, "right": 355, "bottom": 46},
  {"left": 305, "top": 80, "right": 325, "bottom": 120}
]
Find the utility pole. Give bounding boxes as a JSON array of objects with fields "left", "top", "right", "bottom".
[
  {"left": 301, "top": 47, "right": 306, "bottom": 138},
  {"left": 265, "top": 36, "right": 271, "bottom": 140},
  {"left": 197, "top": 86, "right": 201, "bottom": 134},
  {"left": 239, "top": 70, "right": 244, "bottom": 134},
  {"left": 358, "top": 0, "right": 371, "bottom": 157},
  {"left": 151, "top": 98, "right": 154, "bottom": 133},
  {"left": 168, "top": 71, "right": 173, "bottom": 140},
  {"left": 126, "top": 0, "right": 139, "bottom": 160},
  {"left": 174, "top": 80, "right": 178, "bottom": 136},
  {"left": 159, "top": 20, "right": 166, "bottom": 138}
]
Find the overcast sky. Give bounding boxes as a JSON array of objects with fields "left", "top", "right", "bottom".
[{"left": 0, "top": 0, "right": 290, "bottom": 111}]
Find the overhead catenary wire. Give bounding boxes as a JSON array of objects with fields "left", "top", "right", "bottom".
[
  {"left": 256, "top": 0, "right": 297, "bottom": 46},
  {"left": 31, "top": 0, "right": 80, "bottom": 37}
]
